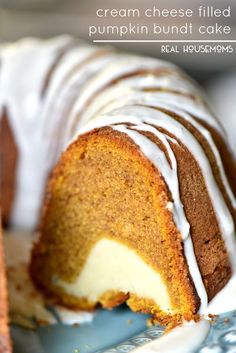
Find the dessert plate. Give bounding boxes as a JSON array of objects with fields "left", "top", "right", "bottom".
[{"left": 11, "top": 306, "right": 236, "bottom": 353}]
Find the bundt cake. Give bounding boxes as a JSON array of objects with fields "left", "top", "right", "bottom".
[
  {"left": 0, "top": 224, "right": 11, "bottom": 352},
  {"left": 1, "top": 36, "right": 236, "bottom": 326}
]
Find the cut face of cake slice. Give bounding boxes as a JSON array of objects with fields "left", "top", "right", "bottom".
[{"left": 30, "top": 110, "right": 235, "bottom": 325}]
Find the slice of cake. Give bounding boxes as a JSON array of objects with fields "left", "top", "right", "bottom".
[{"left": 30, "top": 108, "right": 236, "bottom": 325}]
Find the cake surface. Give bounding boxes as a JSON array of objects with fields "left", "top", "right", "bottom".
[{"left": 1, "top": 36, "right": 236, "bottom": 326}]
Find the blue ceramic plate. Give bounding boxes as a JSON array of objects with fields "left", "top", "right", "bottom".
[{"left": 11, "top": 306, "right": 236, "bottom": 353}]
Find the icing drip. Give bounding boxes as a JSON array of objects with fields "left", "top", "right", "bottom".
[
  {"left": 70, "top": 63, "right": 223, "bottom": 136},
  {"left": 80, "top": 87, "right": 235, "bottom": 210},
  {"left": 0, "top": 36, "right": 74, "bottom": 229},
  {"left": 61, "top": 56, "right": 176, "bottom": 145},
  {"left": 77, "top": 106, "right": 236, "bottom": 312},
  {"left": 78, "top": 107, "right": 236, "bottom": 274},
  {"left": 44, "top": 52, "right": 121, "bottom": 165},
  {"left": 113, "top": 124, "right": 208, "bottom": 312}
]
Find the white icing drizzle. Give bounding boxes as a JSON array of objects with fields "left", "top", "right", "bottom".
[
  {"left": 0, "top": 36, "right": 74, "bottom": 229},
  {"left": 77, "top": 106, "right": 236, "bottom": 312},
  {"left": 1, "top": 36, "right": 236, "bottom": 323},
  {"left": 80, "top": 88, "right": 235, "bottom": 210},
  {"left": 44, "top": 52, "right": 121, "bottom": 165},
  {"left": 78, "top": 106, "right": 236, "bottom": 260},
  {"left": 0, "top": 37, "right": 113, "bottom": 228},
  {"left": 62, "top": 56, "right": 176, "bottom": 141},
  {"left": 113, "top": 124, "right": 208, "bottom": 312},
  {"left": 37, "top": 46, "right": 117, "bottom": 172},
  {"left": 71, "top": 75, "right": 236, "bottom": 212},
  {"left": 74, "top": 80, "right": 223, "bottom": 137}
]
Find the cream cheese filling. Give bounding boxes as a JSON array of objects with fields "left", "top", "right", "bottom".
[{"left": 56, "top": 238, "right": 173, "bottom": 313}]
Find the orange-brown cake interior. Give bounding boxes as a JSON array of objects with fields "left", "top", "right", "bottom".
[{"left": 31, "top": 127, "right": 204, "bottom": 324}]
